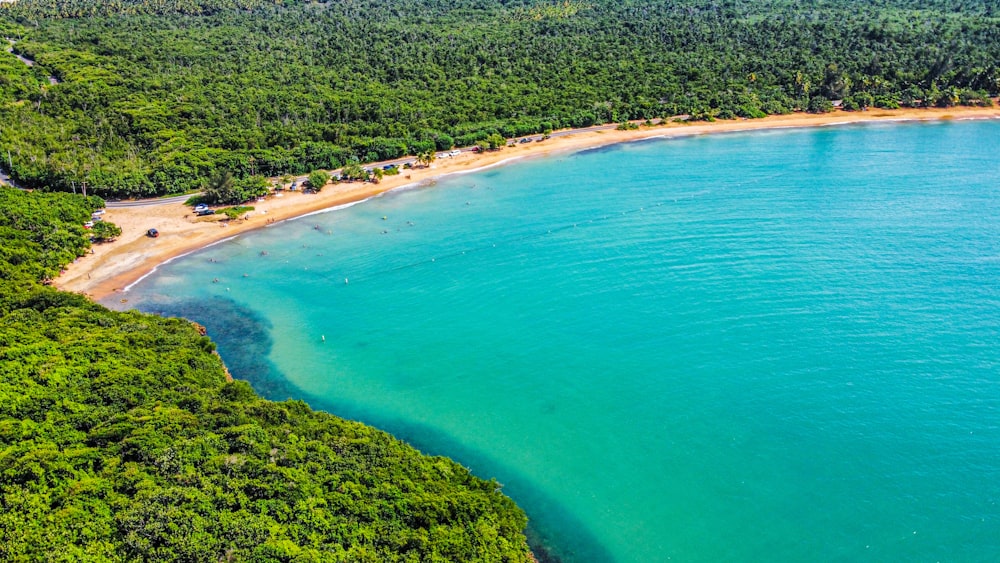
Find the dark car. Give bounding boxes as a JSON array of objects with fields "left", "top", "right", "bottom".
[{"left": 147, "top": 228, "right": 159, "bottom": 238}]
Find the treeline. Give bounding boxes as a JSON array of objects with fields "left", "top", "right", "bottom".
[
  {"left": 0, "top": 0, "right": 998, "bottom": 197},
  {"left": 0, "top": 185, "right": 532, "bottom": 561},
  {"left": 2, "top": 0, "right": 299, "bottom": 17}
]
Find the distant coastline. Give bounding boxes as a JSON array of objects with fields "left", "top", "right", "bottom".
[{"left": 55, "top": 105, "right": 1000, "bottom": 302}]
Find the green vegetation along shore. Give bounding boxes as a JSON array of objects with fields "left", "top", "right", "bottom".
[
  {"left": 0, "top": 185, "right": 531, "bottom": 561},
  {"left": 1, "top": 0, "right": 999, "bottom": 198}
]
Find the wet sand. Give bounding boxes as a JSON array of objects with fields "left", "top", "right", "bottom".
[{"left": 55, "top": 106, "right": 1000, "bottom": 301}]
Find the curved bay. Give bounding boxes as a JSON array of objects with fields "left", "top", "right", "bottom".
[{"left": 121, "top": 121, "right": 1000, "bottom": 562}]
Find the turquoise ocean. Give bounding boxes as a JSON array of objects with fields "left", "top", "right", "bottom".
[{"left": 115, "top": 121, "right": 1000, "bottom": 562}]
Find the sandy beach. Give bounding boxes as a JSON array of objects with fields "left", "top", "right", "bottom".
[{"left": 55, "top": 105, "right": 1000, "bottom": 301}]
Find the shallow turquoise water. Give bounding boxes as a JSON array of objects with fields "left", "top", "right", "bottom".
[{"left": 120, "top": 121, "right": 1000, "bottom": 562}]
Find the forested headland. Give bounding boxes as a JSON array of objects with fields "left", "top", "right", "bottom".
[
  {"left": 1, "top": 0, "right": 999, "bottom": 198},
  {"left": 0, "top": 185, "right": 531, "bottom": 561}
]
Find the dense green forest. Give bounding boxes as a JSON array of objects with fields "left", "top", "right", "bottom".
[
  {"left": 0, "top": 185, "right": 531, "bottom": 561},
  {"left": 0, "top": 0, "right": 997, "bottom": 197}
]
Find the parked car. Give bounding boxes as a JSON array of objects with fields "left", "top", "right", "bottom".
[
  {"left": 147, "top": 228, "right": 159, "bottom": 238},
  {"left": 193, "top": 203, "right": 209, "bottom": 213}
]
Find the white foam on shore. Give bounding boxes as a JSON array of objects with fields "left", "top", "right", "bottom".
[
  {"left": 290, "top": 197, "right": 380, "bottom": 220},
  {"left": 820, "top": 117, "right": 924, "bottom": 127},
  {"left": 125, "top": 183, "right": 429, "bottom": 293},
  {"left": 290, "top": 159, "right": 527, "bottom": 219},
  {"left": 122, "top": 235, "right": 238, "bottom": 292},
  {"left": 289, "top": 181, "right": 429, "bottom": 220},
  {"left": 444, "top": 155, "right": 527, "bottom": 177},
  {"left": 121, "top": 113, "right": 1000, "bottom": 293}
]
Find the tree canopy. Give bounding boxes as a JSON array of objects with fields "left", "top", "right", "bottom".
[
  {"left": 0, "top": 0, "right": 998, "bottom": 198},
  {"left": 0, "top": 185, "right": 532, "bottom": 562}
]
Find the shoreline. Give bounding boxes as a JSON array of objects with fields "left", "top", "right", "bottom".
[{"left": 55, "top": 105, "right": 1000, "bottom": 301}]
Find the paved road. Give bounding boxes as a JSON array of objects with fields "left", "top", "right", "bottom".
[
  {"left": 0, "top": 168, "right": 20, "bottom": 189},
  {"left": 552, "top": 123, "right": 617, "bottom": 138},
  {"left": 106, "top": 193, "right": 196, "bottom": 208}
]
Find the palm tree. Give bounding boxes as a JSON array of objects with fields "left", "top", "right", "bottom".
[
  {"left": 416, "top": 150, "right": 436, "bottom": 168},
  {"left": 204, "top": 170, "right": 235, "bottom": 203}
]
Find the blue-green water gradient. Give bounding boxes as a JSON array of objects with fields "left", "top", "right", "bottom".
[{"left": 119, "top": 121, "right": 1000, "bottom": 562}]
